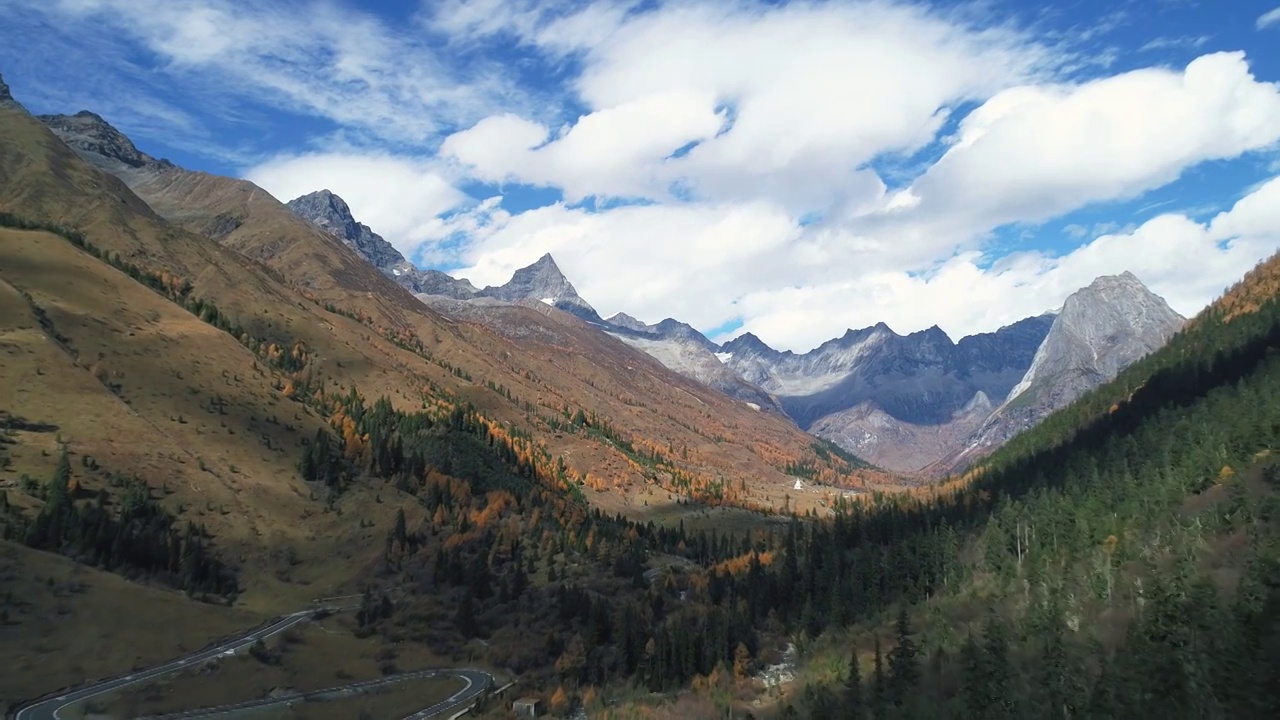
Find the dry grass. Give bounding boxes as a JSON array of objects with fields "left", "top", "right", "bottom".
[
  {"left": 264, "top": 674, "right": 462, "bottom": 720},
  {"left": 0, "top": 541, "right": 258, "bottom": 712},
  {"left": 0, "top": 102, "right": 919, "bottom": 717},
  {"left": 87, "top": 616, "right": 458, "bottom": 719}
]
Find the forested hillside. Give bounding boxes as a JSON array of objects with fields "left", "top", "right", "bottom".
[{"left": 741, "top": 251, "right": 1280, "bottom": 719}]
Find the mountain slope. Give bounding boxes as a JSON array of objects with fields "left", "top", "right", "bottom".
[
  {"left": 285, "top": 189, "right": 478, "bottom": 299},
  {"left": 939, "top": 271, "right": 1185, "bottom": 473},
  {"left": 720, "top": 316, "right": 1054, "bottom": 472},
  {"left": 288, "top": 188, "right": 789, "bottom": 415},
  {"left": 769, "top": 251, "right": 1280, "bottom": 720},
  {"left": 0, "top": 78, "right": 900, "bottom": 709},
  {"left": 602, "top": 316, "right": 787, "bottom": 414},
  {"left": 21, "top": 95, "right": 885, "bottom": 521}
]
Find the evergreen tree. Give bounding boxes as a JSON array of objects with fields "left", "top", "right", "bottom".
[
  {"left": 844, "top": 646, "right": 864, "bottom": 720},
  {"left": 871, "top": 636, "right": 886, "bottom": 720},
  {"left": 887, "top": 606, "right": 919, "bottom": 709}
]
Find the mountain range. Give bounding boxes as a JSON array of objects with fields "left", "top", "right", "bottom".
[
  {"left": 10, "top": 78, "right": 883, "bottom": 540},
  {"left": 22, "top": 84, "right": 1188, "bottom": 480},
  {"left": 4, "top": 67, "right": 1279, "bottom": 720},
  {"left": 285, "top": 187, "right": 1185, "bottom": 474}
]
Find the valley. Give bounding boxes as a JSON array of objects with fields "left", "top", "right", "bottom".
[{"left": 2, "top": 10, "right": 1280, "bottom": 718}]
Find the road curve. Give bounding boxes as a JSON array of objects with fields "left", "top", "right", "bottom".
[
  {"left": 136, "top": 667, "right": 493, "bottom": 720},
  {"left": 10, "top": 606, "right": 493, "bottom": 720}
]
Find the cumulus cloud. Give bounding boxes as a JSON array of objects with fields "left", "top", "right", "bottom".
[
  {"left": 441, "top": 0, "right": 1054, "bottom": 215},
  {"left": 16, "top": 0, "right": 1279, "bottom": 355},
  {"left": 873, "top": 52, "right": 1280, "bottom": 256},
  {"left": 727, "top": 176, "right": 1280, "bottom": 351},
  {"left": 452, "top": 199, "right": 802, "bottom": 329},
  {"left": 441, "top": 90, "right": 729, "bottom": 202}
]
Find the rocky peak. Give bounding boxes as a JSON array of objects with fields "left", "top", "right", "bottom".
[
  {"left": 38, "top": 111, "right": 169, "bottom": 170},
  {"left": 1040, "top": 271, "right": 1184, "bottom": 381},
  {"left": 477, "top": 253, "right": 600, "bottom": 320},
  {"left": 650, "top": 318, "right": 719, "bottom": 351},
  {"left": 285, "top": 189, "right": 409, "bottom": 271},
  {"left": 512, "top": 253, "right": 570, "bottom": 291},
  {"left": 607, "top": 312, "right": 651, "bottom": 332},
  {"left": 285, "top": 189, "right": 477, "bottom": 299},
  {"left": 721, "top": 332, "right": 779, "bottom": 358},
  {"left": 949, "top": 271, "right": 1185, "bottom": 470},
  {"left": 0, "top": 73, "right": 25, "bottom": 112},
  {"left": 287, "top": 190, "right": 361, "bottom": 241}
]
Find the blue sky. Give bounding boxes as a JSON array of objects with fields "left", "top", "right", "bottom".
[{"left": 2, "top": 0, "right": 1279, "bottom": 352}]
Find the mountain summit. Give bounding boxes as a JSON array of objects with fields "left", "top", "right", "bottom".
[
  {"left": 1006, "top": 271, "right": 1185, "bottom": 408},
  {"left": 286, "top": 190, "right": 408, "bottom": 271},
  {"left": 286, "top": 189, "right": 604, "bottom": 319},
  {"left": 38, "top": 111, "right": 173, "bottom": 176},
  {"left": 286, "top": 190, "right": 477, "bottom": 298},
  {"left": 937, "top": 271, "right": 1185, "bottom": 472},
  {"left": 0, "top": 73, "right": 25, "bottom": 112},
  {"left": 475, "top": 253, "right": 601, "bottom": 321}
]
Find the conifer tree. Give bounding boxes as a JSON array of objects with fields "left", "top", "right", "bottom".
[
  {"left": 844, "top": 646, "right": 864, "bottom": 720},
  {"left": 887, "top": 606, "right": 919, "bottom": 709}
]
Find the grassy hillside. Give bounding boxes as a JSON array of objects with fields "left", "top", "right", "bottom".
[
  {"left": 0, "top": 96, "right": 892, "bottom": 713},
  {"left": 0, "top": 103, "right": 887, "bottom": 523}
]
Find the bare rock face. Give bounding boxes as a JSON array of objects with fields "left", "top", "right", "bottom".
[
  {"left": 603, "top": 318, "right": 785, "bottom": 414},
  {"left": 0, "top": 73, "right": 26, "bottom": 112},
  {"left": 719, "top": 316, "right": 1054, "bottom": 472},
  {"left": 940, "top": 272, "right": 1185, "bottom": 473},
  {"left": 809, "top": 392, "right": 994, "bottom": 473},
  {"left": 38, "top": 111, "right": 174, "bottom": 177},
  {"left": 606, "top": 312, "right": 650, "bottom": 332},
  {"left": 285, "top": 190, "right": 477, "bottom": 299},
  {"left": 475, "top": 253, "right": 603, "bottom": 323}
]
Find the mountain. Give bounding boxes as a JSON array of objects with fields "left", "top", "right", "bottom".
[
  {"left": 2, "top": 76, "right": 902, "bottom": 705},
  {"left": 599, "top": 315, "right": 787, "bottom": 414},
  {"left": 776, "top": 248, "right": 1280, "bottom": 719},
  {"left": 282, "top": 188, "right": 1178, "bottom": 476},
  {"left": 0, "top": 73, "right": 25, "bottom": 112},
  {"left": 937, "top": 271, "right": 1185, "bottom": 473},
  {"left": 718, "top": 316, "right": 1055, "bottom": 472},
  {"left": 283, "top": 190, "right": 789, "bottom": 412},
  {"left": 606, "top": 312, "right": 651, "bottom": 332},
  {"left": 473, "top": 253, "right": 604, "bottom": 322},
  {"left": 285, "top": 190, "right": 478, "bottom": 299},
  {"left": 286, "top": 189, "right": 605, "bottom": 323},
  {"left": 38, "top": 110, "right": 174, "bottom": 178}
]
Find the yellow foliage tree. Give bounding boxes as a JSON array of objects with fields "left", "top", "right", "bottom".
[{"left": 549, "top": 686, "right": 569, "bottom": 714}]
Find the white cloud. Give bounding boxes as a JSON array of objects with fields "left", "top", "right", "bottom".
[
  {"left": 453, "top": 200, "right": 801, "bottom": 329},
  {"left": 1258, "top": 6, "right": 1280, "bottom": 29},
  {"left": 21, "top": 0, "right": 1279, "bottom": 356},
  {"left": 441, "top": 0, "right": 1054, "bottom": 215},
  {"left": 244, "top": 153, "right": 469, "bottom": 258},
  {"left": 879, "top": 52, "right": 1280, "bottom": 257},
  {"left": 441, "top": 90, "right": 729, "bottom": 202},
  {"left": 727, "top": 176, "right": 1280, "bottom": 351},
  {"left": 32, "top": 0, "right": 526, "bottom": 144}
]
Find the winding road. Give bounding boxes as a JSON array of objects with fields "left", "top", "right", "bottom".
[{"left": 11, "top": 605, "right": 494, "bottom": 720}]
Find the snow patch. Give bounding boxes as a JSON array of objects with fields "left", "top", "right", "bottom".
[
  {"left": 540, "top": 297, "right": 557, "bottom": 306},
  {"left": 714, "top": 352, "right": 733, "bottom": 363},
  {"left": 392, "top": 269, "right": 401, "bottom": 276}
]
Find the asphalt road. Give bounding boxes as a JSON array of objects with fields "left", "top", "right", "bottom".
[
  {"left": 11, "top": 606, "right": 493, "bottom": 720},
  {"left": 136, "top": 667, "right": 493, "bottom": 720},
  {"left": 400, "top": 669, "right": 491, "bottom": 720}
]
